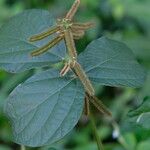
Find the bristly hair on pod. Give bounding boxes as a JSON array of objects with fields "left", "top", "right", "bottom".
[
  {"left": 86, "top": 93, "right": 112, "bottom": 117},
  {"left": 72, "top": 22, "right": 95, "bottom": 30},
  {"left": 29, "top": 0, "right": 94, "bottom": 59},
  {"left": 29, "top": 26, "right": 60, "bottom": 42},
  {"left": 64, "top": 29, "right": 77, "bottom": 60},
  {"left": 72, "top": 30, "right": 85, "bottom": 40},
  {"left": 84, "top": 95, "right": 90, "bottom": 116},
  {"left": 65, "top": 0, "right": 80, "bottom": 20},
  {"left": 31, "top": 36, "right": 64, "bottom": 56},
  {"left": 73, "top": 62, "right": 95, "bottom": 96}
]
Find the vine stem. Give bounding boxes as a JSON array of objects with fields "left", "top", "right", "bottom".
[
  {"left": 21, "top": 145, "right": 26, "bottom": 150},
  {"left": 89, "top": 110, "right": 104, "bottom": 150}
]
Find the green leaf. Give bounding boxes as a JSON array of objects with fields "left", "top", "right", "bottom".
[
  {"left": 5, "top": 69, "right": 85, "bottom": 147},
  {"left": 127, "top": 97, "right": 150, "bottom": 129},
  {"left": 0, "top": 9, "right": 66, "bottom": 73},
  {"left": 78, "top": 37, "right": 146, "bottom": 88}
]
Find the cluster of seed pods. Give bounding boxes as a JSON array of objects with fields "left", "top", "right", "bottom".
[{"left": 29, "top": 0, "right": 111, "bottom": 117}]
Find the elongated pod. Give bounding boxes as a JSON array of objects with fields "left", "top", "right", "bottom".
[
  {"left": 72, "top": 30, "right": 85, "bottom": 40},
  {"left": 87, "top": 94, "right": 112, "bottom": 117},
  {"left": 84, "top": 95, "right": 90, "bottom": 116},
  {"left": 65, "top": 0, "right": 80, "bottom": 20},
  {"left": 31, "top": 35, "right": 63, "bottom": 56},
  {"left": 73, "top": 62, "right": 95, "bottom": 96},
  {"left": 64, "top": 29, "right": 77, "bottom": 60},
  {"left": 72, "top": 22, "right": 94, "bottom": 30},
  {"left": 29, "top": 26, "right": 60, "bottom": 42}
]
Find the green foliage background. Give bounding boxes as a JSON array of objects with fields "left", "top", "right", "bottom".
[{"left": 0, "top": 0, "right": 150, "bottom": 149}]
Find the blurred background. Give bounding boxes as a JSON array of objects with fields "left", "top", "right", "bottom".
[{"left": 0, "top": 0, "right": 150, "bottom": 150}]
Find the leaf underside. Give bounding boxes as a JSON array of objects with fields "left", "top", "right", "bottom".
[
  {"left": 0, "top": 9, "right": 66, "bottom": 73},
  {"left": 5, "top": 69, "right": 85, "bottom": 147}
]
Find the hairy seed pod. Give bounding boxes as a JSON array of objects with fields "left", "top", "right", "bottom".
[
  {"left": 71, "top": 28, "right": 84, "bottom": 34},
  {"left": 84, "top": 95, "right": 90, "bottom": 116},
  {"left": 72, "top": 30, "right": 85, "bottom": 40},
  {"left": 87, "top": 94, "right": 112, "bottom": 117},
  {"left": 72, "top": 22, "right": 94, "bottom": 31},
  {"left": 64, "top": 29, "right": 77, "bottom": 60},
  {"left": 73, "top": 62, "right": 95, "bottom": 96},
  {"left": 65, "top": 0, "right": 80, "bottom": 20},
  {"left": 31, "top": 36, "right": 63, "bottom": 56},
  {"left": 60, "top": 63, "right": 71, "bottom": 76},
  {"left": 29, "top": 26, "right": 60, "bottom": 42}
]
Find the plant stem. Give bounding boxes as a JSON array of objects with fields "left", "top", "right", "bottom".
[
  {"left": 21, "top": 145, "right": 26, "bottom": 150},
  {"left": 89, "top": 110, "right": 104, "bottom": 150}
]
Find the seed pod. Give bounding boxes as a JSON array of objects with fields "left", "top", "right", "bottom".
[
  {"left": 65, "top": 0, "right": 80, "bottom": 20},
  {"left": 72, "top": 22, "right": 94, "bottom": 31},
  {"left": 87, "top": 94, "right": 112, "bottom": 117},
  {"left": 64, "top": 29, "right": 77, "bottom": 60},
  {"left": 73, "top": 62, "right": 95, "bottom": 96},
  {"left": 29, "top": 26, "right": 60, "bottom": 42},
  {"left": 84, "top": 95, "right": 90, "bottom": 116},
  {"left": 31, "top": 35, "right": 63, "bottom": 56},
  {"left": 72, "top": 30, "right": 85, "bottom": 40}
]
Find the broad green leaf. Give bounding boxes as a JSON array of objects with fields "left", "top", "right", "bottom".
[
  {"left": 127, "top": 97, "right": 150, "bottom": 129},
  {"left": 0, "top": 9, "right": 66, "bottom": 73},
  {"left": 78, "top": 37, "right": 146, "bottom": 88},
  {"left": 5, "top": 69, "right": 85, "bottom": 147}
]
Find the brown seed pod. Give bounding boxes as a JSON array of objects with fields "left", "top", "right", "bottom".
[
  {"left": 72, "top": 22, "right": 94, "bottom": 31},
  {"left": 31, "top": 35, "right": 64, "bottom": 56},
  {"left": 29, "top": 26, "right": 60, "bottom": 42},
  {"left": 84, "top": 95, "right": 90, "bottom": 116},
  {"left": 87, "top": 94, "right": 112, "bottom": 117},
  {"left": 64, "top": 29, "right": 77, "bottom": 60},
  {"left": 73, "top": 62, "right": 95, "bottom": 96},
  {"left": 65, "top": 0, "right": 80, "bottom": 20},
  {"left": 72, "top": 30, "right": 85, "bottom": 40}
]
